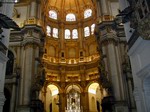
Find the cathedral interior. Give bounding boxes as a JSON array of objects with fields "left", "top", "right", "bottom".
[{"left": 0, "top": 0, "right": 150, "bottom": 112}]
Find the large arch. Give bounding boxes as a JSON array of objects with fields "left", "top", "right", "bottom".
[
  {"left": 40, "top": 83, "right": 60, "bottom": 112},
  {"left": 88, "top": 82, "right": 102, "bottom": 112}
]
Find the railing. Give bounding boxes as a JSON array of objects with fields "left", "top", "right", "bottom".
[{"left": 43, "top": 53, "right": 100, "bottom": 64}]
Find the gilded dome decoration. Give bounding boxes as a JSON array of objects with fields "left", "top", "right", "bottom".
[{"left": 44, "top": 0, "right": 97, "bottom": 21}]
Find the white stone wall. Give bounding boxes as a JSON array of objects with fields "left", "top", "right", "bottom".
[{"left": 128, "top": 37, "right": 150, "bottom": 112}]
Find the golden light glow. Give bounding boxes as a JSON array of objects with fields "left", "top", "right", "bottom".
[
  {"left": 88, "top": 83, "right": 99, "bottom": 94},
  {"left": 48, "top": 85, "right": 59, "bottom": 96}
]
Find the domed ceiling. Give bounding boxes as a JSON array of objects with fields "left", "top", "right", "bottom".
[{"left": 45, "top": 0, "right": 97, "bottom": 20}]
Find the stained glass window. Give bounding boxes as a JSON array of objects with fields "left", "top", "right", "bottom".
[
  {"left": 91, "top": 24, "right": 95, "bottom": 34},
  {"left": 66, "top": 13, "right": 76, "bottom": 21},
  {"left": 46, "top": 26, "right": 51, "bottom": 36},
  {"left": 72, "top": 29, "right": 78, "bottom": 39},
  {"left": 53, "top": 28, "right": 58, "bottom": 38},
  {"left": 84, "top": 27, "right": 90, "bottom": 37},
  {"left": 84, "top": 9, "right": 92, "bottom": 19},
  {"left": 65, "top": 29, "right": 71, "bottom": 39},
  {"left": 49, "top": 10, "right": 57, "bottom": 20}
]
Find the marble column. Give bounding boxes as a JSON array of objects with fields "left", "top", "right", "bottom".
[
  {"left": 96, "top": 0, "right": 102, "bottom": 17},
  {"left": 100, "top": 0, "right": 109, "bottom": 15},
  {"left": 102, "top": 45, "right": 108, "bottom": 72},
  {"left": 30, "top": 1, "right": 37, "bottom": 17},
  {"left": 107, "top": 41, "right": 121, "bottom": 100},
  {"left": 23, "top": 45, "right": 33, "bottom": 105},
  {"left": 18, "top": 47, "right": 25, "bottom": 105},
  {"left": 17, "top": 43, "right": 39, "bottom": 112}
]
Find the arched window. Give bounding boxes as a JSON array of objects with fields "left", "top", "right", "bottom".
[
  {"left": 49, "top": 10, "right": 57, "bottom": 20},
  {"left": 65, "top": 29, "right": 71, "bottom": 39},
  {"left": 91, "top": 24, "right": 95, "bottom": 34},
  {"left": 46, "top": 26, "right": 51, "bottom": 36},
  {"left": 53, "top": 28, "right": 58, "bottom": 38},
  {"left": 72, "top": 29, "right": 78, "bottom": 39},
  {"left": 84, "top": 9, "right": 92, "bottom": 19},
  {"left": 66, "top": 13, "right": 76, "bottom": 21},
  {"left": 84, "top": 27, "right": 90, "bottom": 37}
]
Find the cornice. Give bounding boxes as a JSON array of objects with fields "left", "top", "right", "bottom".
[{"left": 11, "top": 24, "right": 45, "bottom": 37}]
